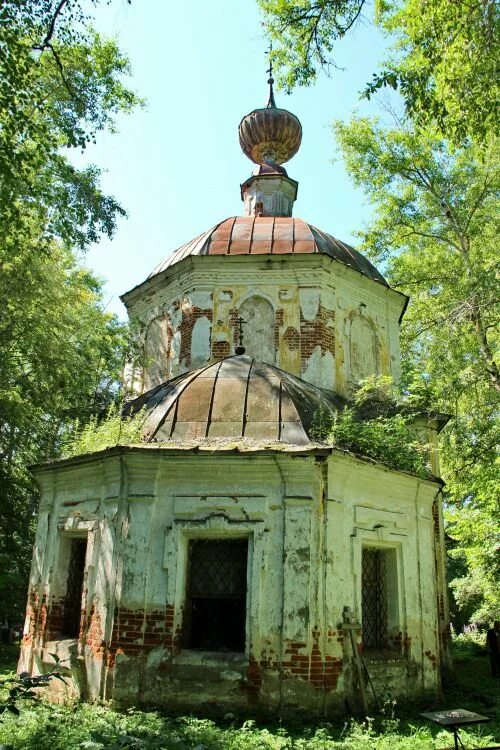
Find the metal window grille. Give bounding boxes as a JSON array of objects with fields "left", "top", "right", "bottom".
[
  {"left": 62, "top": 538, "right": 87, "bottom": 637},
  {"left": 185, "top": 539, "right": 248, "bottom": 651},
  {"left": 362, "top": 548, "right": 388, "bottom": 649}
]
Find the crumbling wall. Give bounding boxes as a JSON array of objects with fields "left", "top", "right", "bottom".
[
  {"left": 123, "top": 257, "right": 405, "bottom": 399},
  {"left": 20, "top": 449, "right": 445, "bottom": 714}
]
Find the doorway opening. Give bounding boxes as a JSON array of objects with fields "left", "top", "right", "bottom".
[{"left": 62, "top": 537, "right": 87, "bottom": 637}]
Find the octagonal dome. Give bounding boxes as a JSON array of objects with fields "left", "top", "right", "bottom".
[
  {"left": 147, "top": 216, "right": 387, "bottom": 286},
  {"left": 123, "top": 355, "right": 345, "bottom": 447}
]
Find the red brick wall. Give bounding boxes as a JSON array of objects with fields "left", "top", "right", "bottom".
[
  {"left": 300, "top": 305, "right": 335, "bottom": 372},
  {"left": 85, "top": 604, "right": 104, "bottom": 658},
  {"left": 178, "top": 306, "right": 213, "bottom": 366},
  {"left": 23, "top": 591, "right": 69, "bottom": 645},
  {"left": 250, "top": 627, "right": 344, "bottom": 693},
  {"left": 106, "top": 604, "right": 180, "bottom": 666},
  {"left": 212, "top": 341, "right": 230, "bottom": 358}
]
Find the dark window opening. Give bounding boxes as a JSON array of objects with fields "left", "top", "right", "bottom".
[
  {"left": 362, "top": 548, "right": 388, "bottom": 649},
  {"left": 62, "top": 538, "right": 87, "bottom": 637},
  {"left": 184, "top": 538, "right": 248, "bottom": 652}
]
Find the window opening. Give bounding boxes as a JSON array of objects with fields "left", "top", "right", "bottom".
[
  {"left": 362, "top": 548, "right": 388, "bottom": 649},
  {"left": 184, "top": 538, "right": 248, "bottom": 652},
  {"left": 62, "top": 538, "right": 87, "bottom": 637}
]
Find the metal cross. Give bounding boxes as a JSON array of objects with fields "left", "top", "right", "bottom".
[
  {"left": 265, "top": 41, "right": 276, "bottom": 108},
  {"left": 235, "top": 316, "right": 247, "bottom": 349},
  {"left": 266, "top": 41, "right": 273, "bottom": 80}
]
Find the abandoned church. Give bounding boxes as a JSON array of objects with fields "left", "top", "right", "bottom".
[{"left": 19, "top": 78, "right": 451, "bottom": 715}]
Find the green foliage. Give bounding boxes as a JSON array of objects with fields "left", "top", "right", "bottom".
[
  {"left": 312, "top": 376, "right": 432, "bottom": 477},
  {"left": 0, "top": 242, "right": 129, "bottom": 623},
  {"left": 258, "top": 0, "right": 365, "bottom": 91},
  {"left": 447, "top": 506, "right": 500, "bottom": 625},
  {"left": 0, "top": 643, "right": 498, "bottom": 749},
  {"left": 62, "top": 404, "right": 145, "bottom": 458},
  {"left": 0, "top": 703, "right": 497, "bottom": 749},
  {"left": 328, "top": 409, "right": 431, "bottom": 477},
  {"left": 0, "top": 653, "right": 66, "bottom": 717},
  {"left": 0, "top": 1, "right": 140, "bottom": 624},
  {"left": 370, "top": 0, "right": 499, "bottom": 144},
  {"left": 333, "top": 117, "right": 499, "bottom": 624},
  {"left": 452, "top": 628, "right": 487, "bottom": 655},
  {"left": 258, "top": 0, "right": 499, "bottom": 143}
]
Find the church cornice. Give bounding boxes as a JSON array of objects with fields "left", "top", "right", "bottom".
[{"left": 30, "top": 441, "right": 444, "bottom": 488}]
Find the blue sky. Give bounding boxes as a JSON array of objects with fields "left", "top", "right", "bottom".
[{"left": 81, "top": 0, "right": 393, "bottom": 318}]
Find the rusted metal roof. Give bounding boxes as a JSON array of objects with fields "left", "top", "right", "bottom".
[
  {"left": 123, "top": 355, "right": 345, "bottom": 446},
  {"left": 147, "top": 217, "right": 388, "bottom": 285}
]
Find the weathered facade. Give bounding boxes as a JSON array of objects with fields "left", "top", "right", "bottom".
[{"left": 19, "top": 80, "right": 450, "bottom": 715}]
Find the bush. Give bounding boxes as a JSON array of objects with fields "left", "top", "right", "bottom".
[
  {"left": 62, "top": 404, "right": 144, "bottom": 458},
  {"left": 0, "top": 704, "right": 497, "bottom": 750},
  {"left": 311, "top": 377, "right": 432, "bottom": 478}
]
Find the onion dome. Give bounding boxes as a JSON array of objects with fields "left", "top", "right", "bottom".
[
  {"left": 238, "top": 74, "right": 302, "bottom": 166},
  {"left": 123, "top": 355, "right": 345, "bottom": 446}
]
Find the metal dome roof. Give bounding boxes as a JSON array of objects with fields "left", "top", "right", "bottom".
[
  {"left": 123, "top": 355, "right": 346, "bottom": 447},
  {"left": 147, "top": 216, "right": 387, "bottom": 286},
  {"left": 238, "top": 106, "right": 302, "bottom": 165}
]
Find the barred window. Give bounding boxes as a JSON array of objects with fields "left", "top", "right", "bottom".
[
  {"left": 184, "top": 539, "right": 248, "bottom": 652},
  {"left": 362, "top": 547, "right": 388, "bottom": 649},
  {"left": 62, "top": 538, "right": 87, "bottom": 637}
]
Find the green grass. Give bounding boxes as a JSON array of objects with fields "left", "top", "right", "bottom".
[{"left": 0, "top": 641, "right": 498, "bottom": 749}]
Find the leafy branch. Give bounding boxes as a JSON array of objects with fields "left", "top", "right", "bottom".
[
  {"left": 0, "top": 654, "right": 67, "bottom": 717},
  {"left": 311, "top": 376, "right": 434, "bottom": 478}
]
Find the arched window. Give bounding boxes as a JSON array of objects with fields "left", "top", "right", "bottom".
[
  {"left": 238, "top": 296, "right": 275, "bottom": 364},
  {"left": 191, "top": 316, "right": 212, "bottom": 367},
  {"left": 349, "top": 314, "right": 379, "bottom": 381},
  {"left": 143, "top": 316, "right": 169, "bottom": 391}
]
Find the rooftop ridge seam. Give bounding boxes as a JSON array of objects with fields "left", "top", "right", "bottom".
[{"left": 205, "top": 360, "right": 224, "bottom": 438}]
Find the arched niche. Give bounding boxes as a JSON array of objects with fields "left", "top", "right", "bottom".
[
  {"left": 349, "top": 313, "right": 380, "bottom": 382},
  {"left": 143, "top": 315, "right": 169, "bottom": 391},
  {"left": 191, "top": 316, "right": 212, "bottom": 367},
  {"left": 239, "top": 295, "right": 275, "bottom": 364}
]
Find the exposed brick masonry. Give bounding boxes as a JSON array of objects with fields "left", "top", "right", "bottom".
[
  {"left": 23, "top": 592, "right": 67, "bottom": 645},
  {"left": 253, "top": 627, "right": 344, "bottom": 693},
  {"left": 178, "top": 306, "right": 213, "bottom": 366},
  {"left": 282, "top": 326, "right": 300, "bottom": 351},
  {"left": 107, "top": 605, "right": 179, "bottom": 665},
  {"left": 300, "top": 304, "right": 335, "bottom": 372}
]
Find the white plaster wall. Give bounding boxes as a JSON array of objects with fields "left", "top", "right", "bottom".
[
  {"left": 123, "top": 256, "right": 406, "bottom": 398},
  {"left": 326, "top": 453, "right": 442, "bottom": 694},
  {"left": 21, "top": 447, "right": 445, "bottom": 711},
  {"left": 239, "top": 295, "right": 275, "bottom": 364}
]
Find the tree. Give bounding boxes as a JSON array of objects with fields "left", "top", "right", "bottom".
[
  {"left": 0, "top": 1, "right": 140, "bottom": 622},
  {"left": 258, "top": 0, "right": 499, "bottom": 144},
  {"left": 0, "top": 1, "right": 139, "bottom": 254},
  {"left": 334, "top": 116, "right": 499, "bottom": 622}
]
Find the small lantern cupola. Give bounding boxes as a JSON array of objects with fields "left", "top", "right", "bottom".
[{"left": 238, "top": 60, "right": 302, "bottom": 217}]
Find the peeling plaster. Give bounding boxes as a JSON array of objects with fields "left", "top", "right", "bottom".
[
  {"left": 192, "top": 290, "right": 212, "bottom": 308},
  {"left": 299, "top": 288, "right": 320, "bottom": 322},
  {"left": 126, "top": 261, "right": 407, "bottom": 398},
  {"left": 190, "top": 316, "right": 212, "bottom": 368},
  {"left": 20, "top": 451, "right": 447, "bottom": 714}
]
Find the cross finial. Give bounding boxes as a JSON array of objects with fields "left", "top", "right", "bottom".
[
  {"left": 235, "top": 316, "right": 247, "bottom": 354},
  {"left": 265, "top": 41, "right": 276, "bottom": 108}
]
